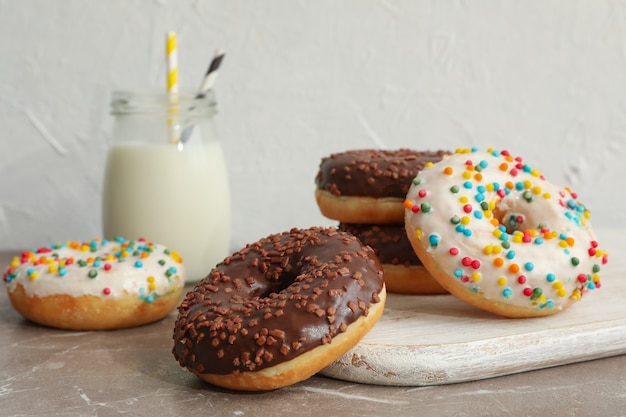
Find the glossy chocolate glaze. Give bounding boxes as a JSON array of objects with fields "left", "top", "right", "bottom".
[
  {"left": 315, "top": 149, "right": 449, "bottom": 198},
  {"left": 172, "top": 227, "right": 384, "bottom": 376},
  {"left": 338, "top": 223, "right": 422, "bottom": 267}
]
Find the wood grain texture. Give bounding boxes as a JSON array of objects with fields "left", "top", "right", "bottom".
[{"left": 321, "top": 229, "right": 626, "bottom": 386}]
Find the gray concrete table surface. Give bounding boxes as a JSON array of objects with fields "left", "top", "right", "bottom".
[{"left": 1, "top": 250, "right": 625, "bottom": 417}]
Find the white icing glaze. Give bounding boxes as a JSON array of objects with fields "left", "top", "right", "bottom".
[
  {"left": 3, "top": 238, "right": 185, "bottom": 301},
  {"left": 404, "top": 149, "right": 607, "bottom": 313}
]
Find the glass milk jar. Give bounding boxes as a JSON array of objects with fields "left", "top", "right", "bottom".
[{"left": 102, "top": 91, "right": 231, "bottom": 283}]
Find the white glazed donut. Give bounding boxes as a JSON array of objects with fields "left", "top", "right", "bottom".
[
  {"left": 3, "top": 237, "right": 185, "bottom": 330},
  {"left": 404, "top": 148, "right": 608, "bottom": 318}
]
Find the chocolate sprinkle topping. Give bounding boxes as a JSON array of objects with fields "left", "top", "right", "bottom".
[
  {"left": 315, "top": 149, "right": 449, "bottom": 198},
  {"left": 172, "top": 227, "right": 384, "bottom": 375}
]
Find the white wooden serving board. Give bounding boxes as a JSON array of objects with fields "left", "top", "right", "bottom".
[{"left": 320, "top": 229, "right": 626, "bottom": 386}]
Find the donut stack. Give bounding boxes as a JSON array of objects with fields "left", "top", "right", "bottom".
[{"left": 315, "top": 149, "right": 450, "bottom": 294}]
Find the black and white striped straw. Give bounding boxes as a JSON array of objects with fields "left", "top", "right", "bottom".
[
  {"left": 180, "top": 49, "right": 225, "bottom": 143},
  {"left": 196, "top": 49, "right": 224, "bottom": 97}
]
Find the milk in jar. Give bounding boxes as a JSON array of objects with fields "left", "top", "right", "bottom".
[{"left": 102, "top": 91, "right": 231, "bottom": 283}]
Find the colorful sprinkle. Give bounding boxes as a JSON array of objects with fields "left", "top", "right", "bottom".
[{"left": 2, "top": 237, "right": 183, "bottom": 305}]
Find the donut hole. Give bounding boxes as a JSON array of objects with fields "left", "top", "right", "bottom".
[
  {"left": 224, "top": 247, "right": 343, "bottom": 302},
  {"left": 492, "top": 195, "right": 538, "bottom": 234},
  {"left": 254, "top": 271, "right": 299, "bottom": 299},
  {"left": 494, "top": 209, "right": 526, "bottom": 234}
]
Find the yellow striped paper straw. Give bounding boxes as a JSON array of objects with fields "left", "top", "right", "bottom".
[
  {"left": 166, "top": 31, "right": 179, "bottom": 95},
  {"left": 166, "top": 30, "right": 179, "bottom": 144}
]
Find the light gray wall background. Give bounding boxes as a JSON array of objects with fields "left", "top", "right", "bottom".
[{"left": 1, "top": 0, "right": 623, "bottom": 251}]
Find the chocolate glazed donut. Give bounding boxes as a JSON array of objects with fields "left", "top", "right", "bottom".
[
  {"left": 315, "top": 149, "right": 449, "bottom": 223},
  {"left": 338, "top": 223, "right": 447, "bottom": 294},
  {"left": 172, "top": 227, "right": 386, "bottom": 391}
]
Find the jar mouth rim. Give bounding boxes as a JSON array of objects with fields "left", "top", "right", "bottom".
[{"left": 110, "top": 90, "right": 217, "bottom": 115}]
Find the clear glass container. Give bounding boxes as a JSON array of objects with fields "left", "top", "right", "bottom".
[{"left": 102, "top": 91, "right": 231, "bottom": 283}]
